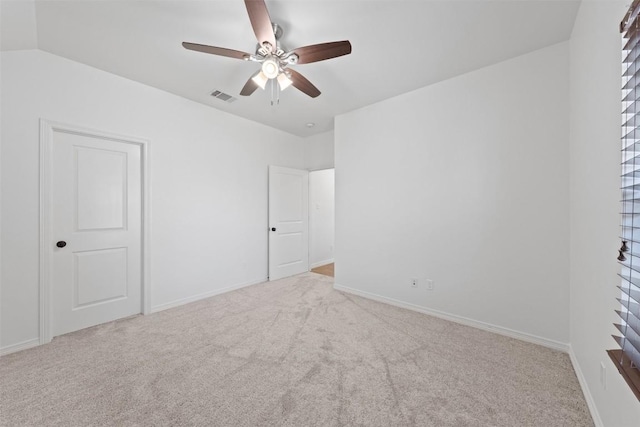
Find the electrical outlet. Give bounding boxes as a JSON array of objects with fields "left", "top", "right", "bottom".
[
  {"left": 411, "top": 279, "right": 418, "bottom": 288},
  {"left": 600, "top": 362, "right": 606, "bottom": 389},
  {"left": 426, "top": 279, "right": 434, "bottom": 291}
]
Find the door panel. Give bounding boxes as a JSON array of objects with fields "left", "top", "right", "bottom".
[
  {"left": 269, "top": 166, "right": 309, "bottom": 281},
  {"left": 52, "top": 130, "right": 141, "bottom": 337},
  {"left": 75, "top": 147, "right": 127, "bottom": 231},
  {"left": 73, "top": 248, "right": 128, "bottom": 308}
]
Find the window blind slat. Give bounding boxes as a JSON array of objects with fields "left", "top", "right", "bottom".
[
  {"left": 621, "top": 213, "right": 640, "bottom": 221},
  {"left": 620, "top": 182, "right": 640, "bottom": 190},
  {"left": 617, "top": 309, "right": 640, "bottom": 328},
  {"left": 622, "top": 61, "right": 640, "bottom": 76},
  {"left": 622, "top": 194, "right": 639, "bottom": 204},
  {"left": 620, "top": 260, "right": 640, "bottom": 275},
  {"left": 621, "top": 121, "right": 640, "bottom": 130},
  {"left": 622, "top": 118, "right": 640, "bottom": 129},
  {"left": 621, "top": 166, "right": 640, "bottom": 177},
  {"left": 621, "top": 145, "right": 640, "bottom": 153},
  {"left": 621, "top": 135, "right": 639, "bottom": 144},
  {"left": 623, "top": 46, "right": 640, "bottom": 64},
  {"left": 621, "top": 143, "right": 640, "bottom": 151},
  {"left": 623, "top": 89, "right": 640, "bottom": 103},
  {"left": 623, "top": 101, "right": 640, "bottom": 114},
  {"left": 615, "top": 323, "right": 640, "bottom": 356},
  {"left": 623, "top": 238, "right": 640, "bottom": 249},
  {"left": 619, "top": 237, "right": 640, "bottom": 246},
  {"left": 622, "top": 75, "right": 640, "bottom": 90},
  {"left": 619, "top": 298, "right": 640, "bottom": 318},
  {"left": 617, "top": 310, "right": 640, "bottom": 340},
  {"left": 621, "top": 141, "right": 640, "bottom": 152},
  {"left": 620, "top": 286, "right": 640, "bottom": 304},
  {"left": 624, "top": 30, "right": 640, "bottom": 49},
  {"left": 614, "top": 334, "right": 625, "bottom": 348},
  {"left": 621, "top": 158, "right": 640, "bottom": 169},
  {"left": 622, "top": 155, "right": 640, "bottom": 166}
]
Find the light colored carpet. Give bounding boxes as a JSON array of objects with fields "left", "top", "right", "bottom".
[{"left": 0, "top": 273, "right": 592, "bottom": 426}]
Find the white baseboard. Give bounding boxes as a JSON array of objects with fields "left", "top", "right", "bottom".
[
  {"left": 310, "top": 259, "right": 334, "bottom": 269},
  {"left": 333, "top": 283, "right": 570, "bottom": 353},
  {"left": 0, "top": 338, "right": 40, "bottom": 357},
  {"left": 568, "top": 345, "right": 604, "bottom": 427},
  {"left": 150, "top": 277, "right": 267, "bottom": 313}
]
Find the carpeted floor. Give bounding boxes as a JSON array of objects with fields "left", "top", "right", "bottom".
[{"left": 0, "top": 273, "right": 593, "bottom": 426}]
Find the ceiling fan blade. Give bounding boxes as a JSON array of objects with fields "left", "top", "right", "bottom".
[
  {"left": 182, "top": 42, "right": 250, "bottom": 60},
  {"left": 240, "top": 73, "right": 260, "bottom": 96},
  {"left": 287, "top": 69, "right": 321, "bottom": 98},
  {"left": 244, "top": 0, "right": 276, "bottom": 49},
  {"left": 290, "top": 41, "right": 352, "bottom": 64}
]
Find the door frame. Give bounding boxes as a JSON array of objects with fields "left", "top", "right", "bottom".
[{"left": 39, "top": 119, "right": 151, "bottom": 344}]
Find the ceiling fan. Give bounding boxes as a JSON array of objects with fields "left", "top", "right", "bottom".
[{"left": 182, "top": 0, "right": 352, "bottom": 99}]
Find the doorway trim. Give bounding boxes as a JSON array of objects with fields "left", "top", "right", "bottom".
[{"left": 39, "top": 119, "right": 151, "bottom": 345}]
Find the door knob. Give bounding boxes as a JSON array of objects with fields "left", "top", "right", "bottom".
[
  {"left": 56, "top": 241, "right": 67, "bottom": 248},
  {"left": 271, "top": 227, "right": 276, "bottom": 232}
]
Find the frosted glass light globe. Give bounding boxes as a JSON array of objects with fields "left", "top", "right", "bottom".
[{"left": 261, "top": 58, "right": 279, "bottom": 79}]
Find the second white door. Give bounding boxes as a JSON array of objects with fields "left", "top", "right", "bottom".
[
  {"left": 269, "top": 166, "right": 309, "bottom": 281},
  {"left": 51, "top": 129, "right": 142, "bottom": 337}
]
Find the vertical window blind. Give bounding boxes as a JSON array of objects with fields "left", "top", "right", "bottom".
[{"left": 610, "top": 0, "right": 640, "bottom": 401}]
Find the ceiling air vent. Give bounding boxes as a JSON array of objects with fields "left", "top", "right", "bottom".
[{"left": 210, "top": 90, "right": 237, "bottom": 103}]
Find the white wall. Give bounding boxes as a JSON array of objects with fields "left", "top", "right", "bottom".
[
  {"left": 304, "top": 130, "right": 334, "bottom": 170},
  {"left": 335, "top": 42, "right": 570, "bottom": 347},
  {"left": 0, "top": 50, "right": 304, "bottom": 351},
  {"left": 309, "top": 169, "right": 334, "bottom": 268},
  {"left": 569, "top": 1, "right": 640, "bottom": 425}
]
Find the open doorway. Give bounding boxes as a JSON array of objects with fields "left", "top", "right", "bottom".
[{"left": 308, "top": 168, "right": 334, "bottom": 277}]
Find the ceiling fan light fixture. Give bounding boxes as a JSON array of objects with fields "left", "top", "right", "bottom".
[
  {"left": 277, "top": 72, "right": 292, "bottom": 90},
  {"left": 261, "top": 57, "right": 279, "bottom": 79},
  {"left": 252, "top": 71, "right": 268, "bottom": 90}
]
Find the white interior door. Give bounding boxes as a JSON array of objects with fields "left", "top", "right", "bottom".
[
  {"left": 51, "top": 131, "right": 142, "bottom": 337},
  {"left": 269, "top": 166, "right": 309, "bottom": 281}
]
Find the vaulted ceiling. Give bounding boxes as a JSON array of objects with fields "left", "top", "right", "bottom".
[{"left": 1, "top": 0, "right": 580, "bottom": 136}]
